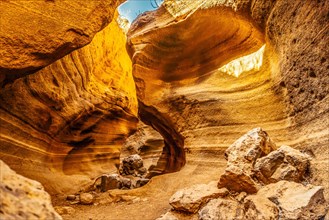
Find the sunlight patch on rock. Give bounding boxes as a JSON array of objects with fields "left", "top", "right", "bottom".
[{"left": 218, "top": 44, "right": 266, "bottom": 77}]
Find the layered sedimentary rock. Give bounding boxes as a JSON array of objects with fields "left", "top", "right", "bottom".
[
  {"left": 127, "top": 0, "right": 329, "bottom": 196},
  {"left": 0, "top": 11, "right": 138, "bottom": 193},
  {"left": 0, "top": 0, "right": 123, "bottom": 84},
  {"left": 0, "top": 0, "right": 328, "bottom": 204},
  {"left": 127, "top": 0, "right": 286, "bottom": 175}
]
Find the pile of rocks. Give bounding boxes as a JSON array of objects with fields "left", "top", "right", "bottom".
[
  {"left": 75, "top": 154, "right": 150, "bottom": 198},
  {"left": 95, "top": 173, "right": 149, "bottom": 192},
  {"left": 69, "top": 154, "right": 151, "bottom": 205},
  {"left": 158, "top": 128, "right": 328, "bottom": 220},
  {"left": 119, "top": 154, "right": 148, "bottom": 177}
]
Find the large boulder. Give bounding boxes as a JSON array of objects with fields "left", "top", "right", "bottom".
[
  {"left": 246, "top": 180, "right": 327, "bottom": 219},
  {"left": 169, "top": 181, "right": 228, "bottom": 213},
  {"left": 0, "top": 160, "right": 62, "bottom": 220},
  {"left": 254, "top": 145, "right": 311, "bottom": 184},
  {"left": 198, "top": 198, "right": 244, "bottom": 220},
  {"left": 218, "top": 128, "right": 276, "bottom": 193}
]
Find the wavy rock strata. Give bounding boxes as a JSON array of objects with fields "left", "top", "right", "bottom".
[
  {"left": 0, "top": 0, "right": 123, "bottom": 84},
  {"left": 0, "top": 0, "right": 328, "bottom": 202},
  {"left": 0, "top": 12, "right": 138, "bottom": 193},
  {"left": 127, "top": 0, "right": 329, "bottom": 198}
]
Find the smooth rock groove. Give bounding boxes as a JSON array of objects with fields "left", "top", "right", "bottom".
[
  {"left": 0, "top": 11, "right": 138, "bottom": 193},
  {"left": 0, "top": 0, "right": 124, "bottom": 84}
]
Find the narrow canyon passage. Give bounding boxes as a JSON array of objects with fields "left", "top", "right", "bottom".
[{"left": 0, "top": 0, "right": 328, "bottom": 219}]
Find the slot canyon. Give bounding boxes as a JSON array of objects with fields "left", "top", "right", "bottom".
[{"left": 0, "top": 0, "right": 328, "bottom": 219}]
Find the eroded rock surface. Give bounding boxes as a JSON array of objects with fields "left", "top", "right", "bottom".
[
  {"left": 198, "top": 198, "right": 244, "bottom": 220},
  {"left": 0, "top": 0, "right": 123, "bottom": 82},
  {"left": 254, "top": 145, "right": 311, "bottom": 184},
  {"left": 0, "top": 160, "right": 62, "bottom": 220},
  {"left": 218, "top": 128, "right": 276, "bottom": 193},
  {"left": 127, "top": 0, "right": 289, "bottom": 179},
  {"left": 248, "top": 180, "right": 327, "bottom": 220},
  {"left": 169, "top": 181, "right": 228, "bottom": 213},
  {"left": 0, "top": 13, "right": 138, "bottom": 193}
]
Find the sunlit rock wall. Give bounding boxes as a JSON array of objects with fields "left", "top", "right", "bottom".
[
  {"left": 0, "top": 0, "right": 124, "bottom": 84},
  {"left": 0, "top": 12, "right": 138, "bottom": 193},
  {"left": 127, "top": 0, "right": 285, "bottom": 173},
  {"left": 127, "top": 0, "right": 328, "bottom": 194}
]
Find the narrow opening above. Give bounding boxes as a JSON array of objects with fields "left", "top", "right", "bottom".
[{"left": 118, "top": 0, "right": 164, "bottom": 24}]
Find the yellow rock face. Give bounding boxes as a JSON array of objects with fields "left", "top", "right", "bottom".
[
  {"left": 0, "top": 0, "right": 328, "bottom": 202},
  {"left": 0, "top": 12, "right": 138, "bottom": 193},
  {"left": 125, "top": 0, "right": 329, "bottom": 201},
  {"left": 127, "top": 1, "right": 287, "bottom": 174},
  {"left": 0, "top": 0, "right": 123, "bottom": 81}
]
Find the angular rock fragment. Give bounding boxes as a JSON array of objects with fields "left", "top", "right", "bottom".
[
  {"left": 218, "top": 128, "right": 276, "bottom": 193},
  {"left": 0, "top": 160, "right": 62, "bottom": 220},
  {"left": 235, "top": 191, "right": 247, "bottom": 202},
  {"left": 254, "top": 180, "right": 327, "bottom": 219},
  {"left": 120, "top": 177, "right": 132, "bottom": 189},
  {"left": 244, "top": 194, "right": 279, "bottom": 220},
  {"left": 254, "top": 145, "right": 311, "bottom": 184},
  {"left": 120, "top": 154, "right": 146, "bottom": 176},
  {"left": 169, "top": 181, "right": 228, "bottom": 213},
  {"left": 100, "top": 174, "right": 122, "bottom": 192},
  {"left": 218, "top": 165, "right": 259, "bottom": 194},
  {"left": 198, "top": 198, "right": 244, "bottom": 220}
]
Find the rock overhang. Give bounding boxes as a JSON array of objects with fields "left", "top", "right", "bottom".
[{"left": 127, "top": 2, "right": 265, "bottom": 82}]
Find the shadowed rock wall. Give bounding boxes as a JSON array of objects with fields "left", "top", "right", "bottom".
[{"left": 0, "top": 11, "right": 138, "bottom": 193}]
